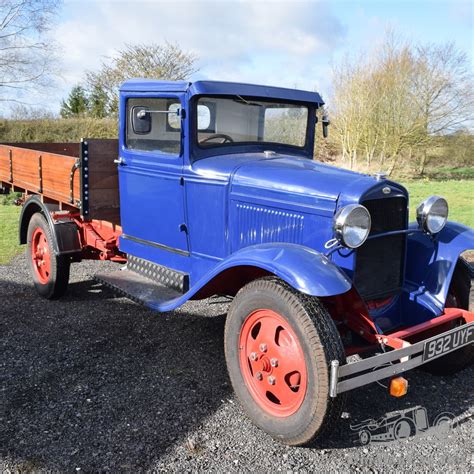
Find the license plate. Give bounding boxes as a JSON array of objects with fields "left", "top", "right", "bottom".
[{"left": 423, "top": 323, "right": 474, "bottom": 362}]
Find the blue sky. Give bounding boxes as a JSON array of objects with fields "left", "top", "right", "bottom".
[{"left": 43, "top": 0, "right": 474, "bottom": 112}]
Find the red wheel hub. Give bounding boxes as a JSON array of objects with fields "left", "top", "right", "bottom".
[
  {"left": 239, "top": 309, "right": 307, "bottom": 417},
  {"left": 31, "top": 227, "right": 51, "bottom": 284}
]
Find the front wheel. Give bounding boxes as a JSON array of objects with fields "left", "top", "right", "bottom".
[
  {"left": 224, "top": 277, "right": 346, "bottom": 446},
  {"left": 27, "top": 213, "right": 70, "bottom": 299}
]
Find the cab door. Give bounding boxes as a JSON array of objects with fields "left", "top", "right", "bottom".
[{"left": 117, "top": 94, "right": 188, "bottom": 262}]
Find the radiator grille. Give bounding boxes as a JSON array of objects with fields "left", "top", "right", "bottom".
[{"left": 353, "top": 197, "right": 407, "bottom": 300}]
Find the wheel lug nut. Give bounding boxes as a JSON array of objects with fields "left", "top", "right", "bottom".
[
  {"left": 270, "top": 358, "right": 278, "bottom": 367},
  {"left": 256, "top": 372, "right": 263, "bottom": 381},
  {"left": 268, "top": 376, "right": 276, "bottom": 385},
  {"left": 259, "top": 343, "right": 267, "bottom": 353},
  {"left": 250, "top": 352, "right": 258, "bottom": 361}
]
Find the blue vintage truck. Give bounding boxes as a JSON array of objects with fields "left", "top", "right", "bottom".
[{"left": 0, "top": 79, "right": 472, "bottom": 446}]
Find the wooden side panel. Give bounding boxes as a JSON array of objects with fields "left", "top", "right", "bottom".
[
  {"left": 0, "top": 140, "right": 120, "bottom": 224},
  {"left": 0, "top": 145, "right": 80, "bottom": 206},
  {"left": 0, "top": 142, "right": 80, "bottom": 158},
  {"left": 86, "top": 139, "right": 120, "bottom": 225}
]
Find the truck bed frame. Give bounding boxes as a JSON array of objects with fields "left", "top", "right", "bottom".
[{"left": 0, "top": 139, "right": 124, "bottom": 262}]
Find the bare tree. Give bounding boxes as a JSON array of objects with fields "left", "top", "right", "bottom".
[
  {"left": 85, "top": 42, "right": 198, "bottom": 115},
  {"left": 411, "top": 43, "right": 474, "bottom": 173},
  {"left": 0, "top": 0, "right": 60, "bottom": 107},
  {"left": 330, "top": 31, "right": 473, "bottom": 175}
]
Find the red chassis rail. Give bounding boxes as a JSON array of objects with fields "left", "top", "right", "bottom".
[
  {"left": 377, "top": 308, "right": 474, "bottom": 350},
  {"left": 51, "top": 211, "right": 126, "bottom": 263},
  {"left": 329, "top": 308, "right": 473, "bottom": 397}
]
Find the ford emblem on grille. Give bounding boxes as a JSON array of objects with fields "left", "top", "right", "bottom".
[{"left": 382, "top": 187, "right": 391, "bottom": 194}]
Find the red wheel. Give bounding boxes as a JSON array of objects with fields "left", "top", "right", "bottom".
[
  {"left": 30, "top": 227, "right": 52, "bottom": 284},
  {"left": 225, "top": 278, "right": 346, "bottom": 446},
  {"left": 239, "top": 309, "right": 307, "bottom": 417},
  {"left": 27, "top": 213, "right": 70, "bottom": 299}
]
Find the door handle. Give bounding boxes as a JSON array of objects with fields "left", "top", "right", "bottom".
[{"left": 114, "top": 157, "right": 125, "bottom": 165}]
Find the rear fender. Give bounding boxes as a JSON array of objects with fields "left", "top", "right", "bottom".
[
  {"left": 406, "top": 221, "right": 474, "bottom": 309},
  {"left": 19, "top": 196, "right": 81, "bottom": 256}
]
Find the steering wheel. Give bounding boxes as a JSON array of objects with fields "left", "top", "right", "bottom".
[{"left": 199, "top": 133, "right": 234, "bottom": 144}]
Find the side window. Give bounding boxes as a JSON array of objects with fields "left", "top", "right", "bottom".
[{"left": 126, "top": 97, "right": 181, "bottom": 155}]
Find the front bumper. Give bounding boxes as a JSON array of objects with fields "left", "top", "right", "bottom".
[{"left": 329, "top": 308, "right": 474, "bottom": 397}]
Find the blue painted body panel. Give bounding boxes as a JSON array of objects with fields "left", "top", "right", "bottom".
[
  {"left": 121, "top": 79, "right": 323, "bottom": 104},
  {"left": 115, "top": 79, "right": 473, "bottom": 330},
  {"left": 145, "top": 243, "right": 352, "bottom": 312}
]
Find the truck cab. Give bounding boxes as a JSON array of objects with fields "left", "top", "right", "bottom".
[
  {"left": 118, "top": 80, "right": 323, "bottom": 287},
  {"left": 2, "top": 79, "right": 472, "bottom": 447}
]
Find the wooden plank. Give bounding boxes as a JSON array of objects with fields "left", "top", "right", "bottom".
[
  {"left": 89, "top": 188, "right": 121, "bottom": 208},
  {"left": 86, "top": 139, "right": 120, "bottom": 223},
  {"left": 0, "top": 142, "right": 80, "bottom": 157}
]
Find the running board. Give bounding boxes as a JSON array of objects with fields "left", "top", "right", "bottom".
[
  {"left": 127, "top": 255, "right": 189, "bottom": 293},
  {"left": 94, "top": 269, "right": 181, "bottom": 310}
]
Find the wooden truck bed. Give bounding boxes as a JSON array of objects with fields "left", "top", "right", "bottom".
[{"left": 0, "top": 139, "right": 120, "bottom": 226}]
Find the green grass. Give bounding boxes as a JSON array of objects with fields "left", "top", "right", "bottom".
[
  {"left": 426, "top": 166, "right": 474, "bottom": 180},
  {"left": 0, "top": 179, "right": 472, "bottom": 265},
  {"left": 402, "top": 179, "right": 474, "bottom": 228},
  {"left": 0, "top": 204, "right": 22, "bottom": 264}
]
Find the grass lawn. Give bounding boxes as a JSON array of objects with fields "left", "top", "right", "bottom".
[
  {"left": 0, "top": 204, "right": 22, "bottom": 264},
  {"left": 0, "top": 179, "right": 472, "bottom": 265},
  {"left": 402, "top": 179, "right": 473, "bottom": 228}
]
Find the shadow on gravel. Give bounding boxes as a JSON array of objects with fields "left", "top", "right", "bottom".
[
  {"left": 310, "top": 363, "right": 474, "bottom": 450},
  {"left": 1, "top": 274, "right": 473, "bottom": 469},
  {"left": 0, "top": 278, "right": 231, "bottom": 471}
]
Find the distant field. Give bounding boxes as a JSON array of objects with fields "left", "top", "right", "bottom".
[{"left": 0, "top": 179, "right": 472, "bottom": 265}]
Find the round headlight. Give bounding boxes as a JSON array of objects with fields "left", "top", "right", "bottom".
[
  {"left": 334, "top": 204, "right": 371, "bottom": 249},
  {"left": 416, "top": 196, "right": 448, "bottom": 234}
]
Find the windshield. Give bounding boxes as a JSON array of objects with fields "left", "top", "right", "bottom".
[{"left": 195, "top": 96, "right": 309, "bottom": 149}]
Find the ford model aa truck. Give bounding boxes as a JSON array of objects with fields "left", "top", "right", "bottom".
[{"left": 0, "top": 80, "right": 472, "bottom": 446}]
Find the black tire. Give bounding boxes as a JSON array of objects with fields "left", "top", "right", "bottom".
[
  {"left": 393, "top": 417, "right": 416, "bottom": 440},
  {"left": 422, "top": 257, "right": 473, "bottom": 376},
  {"left": 26, "top": 212, "right": 70, "bottom": 299},
  {"left": 224, "top": 277, "right": 346, "bottom": 446},
  {"left": 359, "top": 429, "right": 371, "bottom": 446}
]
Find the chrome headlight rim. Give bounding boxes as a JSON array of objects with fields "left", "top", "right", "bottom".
[
  {"left": 416, "top": 195, "right": 449, "bottom": 234},
  {"left": 334, "top": 204, "right": 371, "bottom": 249}
]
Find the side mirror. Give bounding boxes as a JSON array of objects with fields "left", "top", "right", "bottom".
[
  {"left": 132, "top": 106, "right": 152, "bottom": 134},
  {"left": 322, "top": 115, "right": 330, "bottom": 138}
]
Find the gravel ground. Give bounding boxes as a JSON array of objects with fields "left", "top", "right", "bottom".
[{"left": 1, "top": 254, "right": 473, "bottom": 472}]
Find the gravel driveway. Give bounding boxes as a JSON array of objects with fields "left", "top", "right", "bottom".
[{"left": 1, "top": 254, "right": 473, "bottom": 472}]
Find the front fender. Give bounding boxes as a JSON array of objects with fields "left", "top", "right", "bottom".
[
  {"left": 211, "top": 242, "right": 352, "bottom": 297},
  {"left": 156, "top": 243, "right": 352, "bottom": 312},
  {"left": 406, "top": 221, "right": 474, "bottom": 309}
]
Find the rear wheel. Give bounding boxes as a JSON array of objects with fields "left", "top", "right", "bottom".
[
  {"left": 422, "top": 257, "right": 473, "bottom": 375},
  {"left": 27, "top": 213, "right": 70, "bottom": 299},
  {"left": 224, "top": 277, "right": 346, "bottom": 446}
]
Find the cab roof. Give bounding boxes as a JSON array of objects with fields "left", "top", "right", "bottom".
[{"left": 120, "top": 79, "right": 324, "bottom": 105}]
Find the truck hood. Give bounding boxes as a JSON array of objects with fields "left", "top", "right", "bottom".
[{"left": 227, "top": 154, "right": 381, "bottom": 216}]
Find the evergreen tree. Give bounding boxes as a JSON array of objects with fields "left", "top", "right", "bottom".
[
  {"left": 88, "top": 83, "right": 109, "bottom": 118},
  {"left": 60, "top": 85, "right": 89, "bottom": 118}
]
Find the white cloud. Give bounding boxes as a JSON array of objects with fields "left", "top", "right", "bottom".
[{"left": 46, "top": 0, "right": 346, "bottom": 112}]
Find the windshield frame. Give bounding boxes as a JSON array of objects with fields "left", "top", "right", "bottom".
[{"left": 190, "top": 94, "right": 318, "bottom": 161}]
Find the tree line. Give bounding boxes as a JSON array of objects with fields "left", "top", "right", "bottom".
[{"left": 1, "top": 1, "right": 472, "bottom": 177}]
